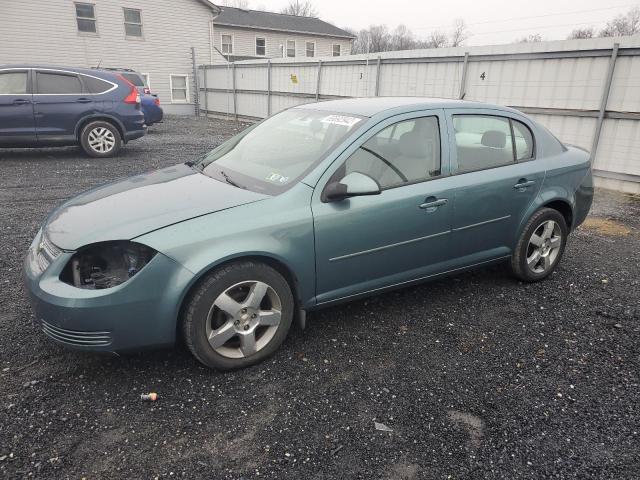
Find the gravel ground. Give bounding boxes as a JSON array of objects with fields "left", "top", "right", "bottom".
[{"left": 1, "top": 116, "right": 639, "bottom": 479}]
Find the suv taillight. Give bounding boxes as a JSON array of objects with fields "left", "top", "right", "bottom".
[
  {"left": 118, "top": 74, "right": 140, "bottom": 105},
  {"left": 154, "top": 97, "right": 160, "bottom": 106}
]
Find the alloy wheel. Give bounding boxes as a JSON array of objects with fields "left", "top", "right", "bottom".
[
  {"left": 87, "top": 127, "right": 116, "bottom": 154},
  {"left": 206, "top": 280, "right": 282, "bottom": 359},
  {"left": 526, "top": 220, "right": 562, "bottom": 274}
]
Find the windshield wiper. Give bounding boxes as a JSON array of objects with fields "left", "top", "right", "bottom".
[{"left": 218, "top": 170, "right": 244, "bottom": 189}]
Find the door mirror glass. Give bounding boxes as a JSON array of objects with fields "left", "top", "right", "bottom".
[{"left": 324, "top": 172, "right": 381, "bottom": 201}]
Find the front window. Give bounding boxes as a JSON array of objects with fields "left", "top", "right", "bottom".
[
  {"left": 198, "top": 109, "right": 364, "bottom": 195},
  {"left": 256, "top": 37, "right": 266, "bottom": 56},
  {"left": 0, "top": 71, "right": 28, "bottom": 94},
  {"left": 123, "top": 8, "right": 143, "bottom": 37},
  {"left": 341, "top": 116, "right": 441, "bottom": 189},
  {"left": 306, "top": 41, "right": 315, "bottom": 57},
  {"left": 222, "top": 34, "right": 233, "bottom": 54},
  {"left": 286, "top": 40, "right": 296, "bottom": 57},
  {"left": 75, "top": 2, "right": 97, "bottom": 33},
  {"left": 332, "top": 44, "right": 341, "bottom": 56}
]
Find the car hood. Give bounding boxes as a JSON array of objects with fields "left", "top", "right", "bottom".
[{"left": 44, "top": 163, "right": 268, "bottom": 250}]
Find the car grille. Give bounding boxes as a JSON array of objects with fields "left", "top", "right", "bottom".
[
  {"left": 41, "top": 320, "right": 112, "bottom": 347},
  {"left": 35, "top": 233, "right": 62, "bottom": 274}
]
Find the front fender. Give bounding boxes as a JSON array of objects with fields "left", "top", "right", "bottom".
[{"left": 135, "top": 183, "right": 317, "bottom": 309}]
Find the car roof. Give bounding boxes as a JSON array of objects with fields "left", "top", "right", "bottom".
[
  {"left": 0, "top": 64, "right": 121, "bottom": 79},
  {"left": 295, "top": 97, "right": 522, "bottom": 117}
]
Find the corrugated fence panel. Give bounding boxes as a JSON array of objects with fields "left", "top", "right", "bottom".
[
  {"left": 466, "top": 57, "right": 608, "bottom": 109},
  {"left": 608, "top": 56, "right": 640, "bottom": 112},
  {"left": 271, "top": 64, "right": 318, "bottom": 94},
  {"left": 596, "top": 119, "right": 640, "bottom": 175},
  {"left": 236, "top": 66, "right": 268, "bottom": 91},
  {"left": 236, "top": 92, "right": 269, "bottom": 118},
  {"left": 199, "top": 38, "right": 640, "bottom": 189}
]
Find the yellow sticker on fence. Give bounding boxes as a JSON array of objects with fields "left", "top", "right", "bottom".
[{"left": 290, "top": 74, "right": 298, "bottom": 84}]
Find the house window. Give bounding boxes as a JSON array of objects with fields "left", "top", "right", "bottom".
[
  {"left": 123, "top": 8, "right": 143, "bottom": 37},
  {"left": 140, "top": 73, "right": 150, "bottom": 89},
  {"left": 75, "top": 2, "right": 97, "bottom": 33},
  {"left": 332, "top": 44, "right": 341, "bottom": 56},
  {"left": 170, "top": 75, "right": 189, "bottom": 103},
  {"left": 286, "top": 40, "right": 296, "bottom": 57},
  {"left": 256, "top": 37, "right": 266, "bottom": 56},
  {"left": 222, "top": 34, "right": 233, "bottom": 55},
  {"left": 306, "top": 41, "right": 315, "bottom": 57}
]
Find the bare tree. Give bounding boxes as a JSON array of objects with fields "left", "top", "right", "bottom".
[
  {"left": 515, "top": 33, "right": 543, "bottom": 43},
  {"left": 567, "top": 27, "right": 595, "bottom": 39},
  {"left": 450, "top": 18, "right": 469, "bottom": 47},
  {"left": 219, "top": 0, "right": 250, "bottom": 7},
  {"left": 391, "top": 24, "right": 416, "bottom": 50},
  {"left": 599, "top": 6, "right": 640, "bottom": 37},
  {"left": 368, "top": 25, "right": 392, "bottom": 53},
  {"left": 424, "top": 31, "right": 448, "bottom": 48},
  {"left": 280, "top": 0, "right": 317, "bottom": 17}
]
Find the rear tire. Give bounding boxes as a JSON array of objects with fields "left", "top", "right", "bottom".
[
  {"left": 182, "top": 261, "right": 294, "bottom": 370},
  {"left": 511, "top": 208, "right": 568, "bottom": 282},
  {"left": 80, "top": 121, "right": 122, "bottom": 158}
]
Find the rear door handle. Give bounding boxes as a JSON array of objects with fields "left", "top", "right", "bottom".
[
  {"left": 76, "top": 98, "right": 92, "bottom": 103},
  {"left": 12, "top": 99, "right": 31, "bottom": 105},
  {"left": 513, "top": 180, "right": 535, "bottom": 190},
  {"left": 419, "top": 197, "right": 448, "bottom": 211}
]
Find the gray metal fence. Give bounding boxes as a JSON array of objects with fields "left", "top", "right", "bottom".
[{"left": 198, "top": 37, "right": 640, "bottom": 193}]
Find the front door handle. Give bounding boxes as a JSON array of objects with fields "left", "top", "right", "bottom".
[
  {"left": 513, "top": 180, "right": 535, "bottom": 190},
  {"left": 76, "top": 97, "right": 92, "bottom": 103},
  {"left": 12, "top": 98, "right": 31, "bottom": 105},
  {"left": 419, "top": 197, "right": 448, "bottom": 211}
]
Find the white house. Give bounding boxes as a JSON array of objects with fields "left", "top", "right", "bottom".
[
  {"left": 0, "top": 1, "right": 354, "bottom": 115},
  {"left": 210, "top": 7, "right": 355, "bottom": 62}
]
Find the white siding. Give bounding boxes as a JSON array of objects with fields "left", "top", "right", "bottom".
[
  {"left": 0, "top": 0, "right": 215, "bottom": 114},
  {"left": 211, "top": 26, "right": 352, "bottom": 62}
]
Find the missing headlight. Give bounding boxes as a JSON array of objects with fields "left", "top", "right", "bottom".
[{"left": 60, "top": 241, "right": 157, "bottom": 290}]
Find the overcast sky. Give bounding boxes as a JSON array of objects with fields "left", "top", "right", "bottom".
[{"left": 254, "top": 0, "right": 639, "bottom": 46}]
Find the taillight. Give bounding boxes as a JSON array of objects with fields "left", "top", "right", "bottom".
[
  {"left": 117, "top": 74, "right": 140, "bottom": 105},
  {"left": 154, "top": 97, "right": 160, "bottom": 106}
]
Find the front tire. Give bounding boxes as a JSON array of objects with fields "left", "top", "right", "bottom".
[
  {"left": 80, "top": 121, "right": 122, "bottom": 158},
  {"left": 511, "top": 208, "right": 568, "bottom": 282},
  {"left": 182, "top": 261, "right": 294, "bottom": 370}
]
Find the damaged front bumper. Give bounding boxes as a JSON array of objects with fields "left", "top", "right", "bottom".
[{"left": 23, "top": 231, "right": 195, "bottom": 353}]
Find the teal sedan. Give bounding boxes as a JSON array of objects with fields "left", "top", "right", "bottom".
[{"left": 24, "top": 98, "right": 593, "bottom": 370}]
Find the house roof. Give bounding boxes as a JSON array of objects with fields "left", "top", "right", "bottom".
[{"left": 212, "top": 7, "right": 355, "bottom": 39}]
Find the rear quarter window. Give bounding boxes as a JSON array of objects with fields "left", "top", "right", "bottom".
[{"left": 82, "top": 75, "right": 114, "bottom": 94}]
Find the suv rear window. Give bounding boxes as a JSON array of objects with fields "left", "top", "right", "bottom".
[
  {"left": 36, "top": 72, "right": 83, "bottom": 94},
  {"left": 121, "top": 73, "right": 145, "bottom": 86}
]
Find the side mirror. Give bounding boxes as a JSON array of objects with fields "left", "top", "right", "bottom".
[{"left": 324, "top": 172, "right": 381, "bottom": 202}]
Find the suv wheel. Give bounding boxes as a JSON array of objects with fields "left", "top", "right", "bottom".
[
  {"left": 80, "top": 121, "right": 122, "bottom": 158},
  {"left": 511, "top": 208, "right": 568, "bottom": 282},
  {"left": 182, "top": 261, "right": 294, "bottom": 370}
]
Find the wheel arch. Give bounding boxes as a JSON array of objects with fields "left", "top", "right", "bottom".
[
  {"left": 174, "top": 253, "right": 303, "bottom": 341},
  {"left": 541, "top": 198, "right": 574, "bottom": 229},
  {"left": 75, "top": 114, "right": 126, "bottom": 142}
]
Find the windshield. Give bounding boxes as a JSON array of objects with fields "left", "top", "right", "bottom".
[{"left": 197, "top": 109, "right": 364, "bottom": 194}]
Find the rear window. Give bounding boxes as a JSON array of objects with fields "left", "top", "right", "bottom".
[
  {"left": 0, "top": 71, "right": 28, "bottom": 94},
  {"left": 36, "top": 72, "right": 83, "bottom": 94},
  {"left": 82, "top": 75, "right": 113, "bottom": 94},
  {"left": 121, "top": 73, "right": 145, "bottom": 86}
]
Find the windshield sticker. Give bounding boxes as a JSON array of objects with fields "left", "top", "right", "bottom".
[
  {"left": 266, "top": 172, "right": 290, "bottom": 184},
  {"left": 321, "top": 115, "right": 361, "bottom": 127}
]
